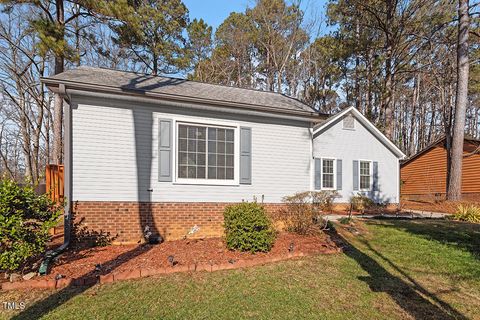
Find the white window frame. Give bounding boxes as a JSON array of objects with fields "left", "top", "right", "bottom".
[
  {"left": 359, "top": 159, "right": 373, "bottom": 191},
  {"left": 172, "top": 117, "right": 240, "bottom": 186},
  {"left": 321, "top": 157, "right": 336, "bottom": 190}
]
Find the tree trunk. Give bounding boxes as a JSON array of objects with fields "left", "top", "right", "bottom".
[
  {"left": 354, "top": 20, "right": 360, "bottom": 110},
  {"left": 383, "top": 0, "right": 395, "bottom": 139},
  {"left": 52, "top": 0, "right": 65, "bottom": 165},
  {"left": 447, "top": 0, "right": 469, "bottom": 201}
]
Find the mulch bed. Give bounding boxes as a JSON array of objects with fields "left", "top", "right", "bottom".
[
  {"left": 46, "top": 232, "right": 338, "bottom": 281},
  {"left": 1, "top": 231, "right": 341, "bottom": 291}
]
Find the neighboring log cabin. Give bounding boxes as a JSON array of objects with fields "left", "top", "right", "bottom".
[{"left": 401, "top": 137, "right": 480, "bottom": 201}]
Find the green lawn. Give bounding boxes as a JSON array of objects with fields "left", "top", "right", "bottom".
[{"left": 1, "top": 219, "right": 479, "bottom": 320}]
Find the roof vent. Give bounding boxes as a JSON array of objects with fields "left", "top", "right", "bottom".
[{"left": 343, "top": 114, "right": 355, "bottom": 130}]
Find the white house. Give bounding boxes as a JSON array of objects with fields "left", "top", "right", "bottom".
[{"left": 43, "top": 67, "right": 405, "bottom": 243}]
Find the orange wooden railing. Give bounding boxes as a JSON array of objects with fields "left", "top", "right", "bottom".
[{"left": 46, "top": 164, "right": 64, "bottom": 203}]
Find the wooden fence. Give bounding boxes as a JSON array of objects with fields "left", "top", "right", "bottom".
[{"left": 46, "top": 164, "right": 64, "bottom": 203}]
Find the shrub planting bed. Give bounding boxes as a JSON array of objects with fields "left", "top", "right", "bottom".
[{"left": 1, "top": 231, "right": 340, "bottom": 291}]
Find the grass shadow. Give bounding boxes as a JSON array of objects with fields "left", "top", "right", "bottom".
[
  {"left": 327, "top": 225, "right": 468, "bottom": 320},
  {"left": 366, "top": 219, "right": 480, "bottom": 261}
]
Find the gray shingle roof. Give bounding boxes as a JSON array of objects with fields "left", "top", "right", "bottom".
[{"left": 43, "top": 66, "right": 318, "bottom": 116}]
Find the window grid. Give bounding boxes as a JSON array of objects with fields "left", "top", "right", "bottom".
[
  {"left": 360, "top": 161, "right": 371, "bottom": 190},
  {"left": 177, "top": 124, "right": 234, "bottom": 181},
  {"left": 322, "top": 159, "right": 334, "bottom": 189}
]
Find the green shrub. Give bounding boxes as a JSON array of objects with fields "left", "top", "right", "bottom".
[
  {"left": 0, "top": 179, "right": 62, "bottom": 271},
  {"left": 451, "top": 204, "right": 480, "bottom": 223},
  {"left": 339, "top": 217, "right": 353, "bottom": 225},
  {"left": 276, "top": 191, "right": 339, "bottom": 234},
  {"left": 223, "top": 202, "right": 276, "bottom": 253}
]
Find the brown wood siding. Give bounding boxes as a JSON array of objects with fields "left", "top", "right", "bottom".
[{"left": 401, "top": 142, "right": 480, "bottom": 198}]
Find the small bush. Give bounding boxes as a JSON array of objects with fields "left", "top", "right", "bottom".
[
  {"left": 339, "top": 217, "right": 353, "bottom": 225},
  {"left": 350, "top": 193, "right": 375, "bottom": 213},
  {"left": 275, "top": 191, "right": 339, "bottom": 235},
  {"left": 0, "top": 179, "right": 62, "bottom": 272},
  {"left": 451, "top": 204, "right": 480, "bottom": 223},
  {"left": 223, "top": 202, "right": 276, "bottom": 253}
]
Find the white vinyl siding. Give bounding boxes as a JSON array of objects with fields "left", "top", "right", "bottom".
[
  {"left": 71, "top": 95, "right": 311, "bottom": 203},
  {"left": 313, "top": 111, "right": 400, "bottom": 203}
]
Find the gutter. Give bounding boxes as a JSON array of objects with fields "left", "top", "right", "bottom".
[{"left": 39, "top": 84, "right": 72, "bottom": 275}]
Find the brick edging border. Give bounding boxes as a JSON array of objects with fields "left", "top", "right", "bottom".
[{"left": 1, "top": 249, "right": 340, "bottom": 291}]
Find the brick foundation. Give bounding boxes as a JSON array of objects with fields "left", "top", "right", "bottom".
[{"left": 73, "top": 202, "right": 285, "bottom": 244}]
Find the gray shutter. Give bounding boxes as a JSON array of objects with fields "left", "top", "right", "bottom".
[
  {"left": 314, "top": 158, "right": 321, "bottom": 190},
  {"left": 158, "top": 119, "right": 172, "bottom": 182},
  {"left": 336, "top": 159, "right": 342, "bottom": 190},
  {"left": 373, "top": 161, "right": 379, "bottom": 191},
  {"left": 240, "top": 127, "right": 252, "bottom": 184},
  {"left": 353, "top": 160, "right": 359, "bottom": 191}
]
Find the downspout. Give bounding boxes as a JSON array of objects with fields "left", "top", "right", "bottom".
[
  {"left": 39, "top": 84, "right": 72, "bottom": 275},
  {"left": 309, "top": 125, "right": 314, "bottom": 191}
]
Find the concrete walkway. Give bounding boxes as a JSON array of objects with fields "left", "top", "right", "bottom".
[{"left": 325, "top": 210, "right": 451, "bottom": 221}]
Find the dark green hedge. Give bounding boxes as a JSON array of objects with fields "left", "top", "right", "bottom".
[{"left": 223, "top": 202, "right": 275, "bottom": 253}]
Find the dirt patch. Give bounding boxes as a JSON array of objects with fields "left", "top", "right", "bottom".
[{"left": 37, "top": 232, "right": 338, "bottom": 280}]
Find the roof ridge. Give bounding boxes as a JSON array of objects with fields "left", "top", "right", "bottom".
[{"left": 72, "top": 66, "right": 316, "bottom": 112}]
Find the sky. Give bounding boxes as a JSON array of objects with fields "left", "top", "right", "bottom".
[{"left": 183, "top": 0, "right": 331, "bottom": 34}]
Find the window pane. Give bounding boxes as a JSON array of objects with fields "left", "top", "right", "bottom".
[
  {"left": 217, "top": 155, "right": 225, "bottom": 166},
  {"left": 188, "top": 140, "right": 197, "bottom": 152},
  {"left": 208, "top": 166, "right": 216, "bottom": 179},
  {"left": 188, "top": 127, "right": 196, "bottom": 139},
  {"left": 217, "top": 129, "right": 225, "bottom": 141},
  {"left": 187, "top": 153, "right": 196, "bottom": 165},
  {"left": 217, "top": 141, "right": 225, "bottom": 153},
  {"left": 360, "top": 176, "right": 370, "bottom": 189},
  {"left": 179, "top": 152, "right": 188, "bottom": 165},
  {"left": 179, "top": 138, "right": 187, "bottom": 152},
  {"left": 197, "top": 166, "right": 206, "bottom": 179},
  {"left": 208, "top": 141, "right": 216, "bottom": 153},
  {"left": 217, "top": 167, "right": 225, "bottom": 179},
  {"left": 188, "top": 166, "right": 196, "bottom": 178},
  {"left": 323, "top": 174, "right": 333, "bottom": 189},
  {"left": 226, "top": 168, "right": 234, "bottom": 179},
  {"left": 208, "top": 127, "right": 216, "bottom": 140},
  {"left": 226, "top": 155, "right": 234, "bottom": 167},
  {"left": 178, "top": 165, "right": 187, "bottom": 178},
  {"left": 197, "top": 127, "right": 206, "bottom": 140},
  {"left": 322, "top": 159, "right": 334, "bottom": 174},
  {"left": 197, "top": 153, "right": 206, "bottom": 166},
  {"left": 208, "top": 153, "right": 216, "bottom": 166},
  {"left": 226, "top": 142, "right": 234, "bottom": 155},
  {"left": 179, "top": 125, "right": 187, "bottom": 138},
  {"left": 198, "top": 140, "right": 206, "bottom": 153},
  {"left": 226, "top": 129, "right": 234, "bottom": 142}
]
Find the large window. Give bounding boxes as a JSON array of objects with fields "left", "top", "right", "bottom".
[
  {"left": 322, "top": 159, "right": 335, "bottom": 189},
  {"left": 177, "top": 123, "right": 235, "bottom": 181},
  {"left": 359, "top": 161, "right": 371, "bottom": 190}
]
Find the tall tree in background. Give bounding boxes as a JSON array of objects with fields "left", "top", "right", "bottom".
[
  {"left": 447, "top": 0, "right": 470, "bottom": 200},
  {"left": 186, "top": 18, "right": 212, "bottom": 70},
  {"left": 111, "top": 0, "right": 189, "bottom": 75},
  {"left": 0, "top": 0, "right": 120, "bottom": 165}
]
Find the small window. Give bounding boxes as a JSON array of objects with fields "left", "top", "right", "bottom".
[
  {"left": 343, "top": 114, "right": 355, "bottom": 130},
  {"left": 177, "top": 123, "right": 235, "bottom": 181},
  {"left": 359, "top": 161, "right": 371, "bottom": 190},
  {"left": 322, "top": 159, "right": 335, "bottom": 189}
]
